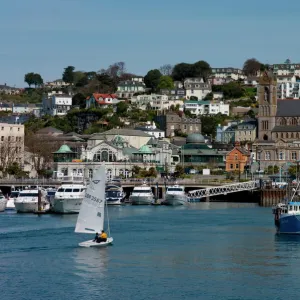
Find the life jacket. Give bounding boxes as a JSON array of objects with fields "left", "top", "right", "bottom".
[{"left": 100, "top": 232, "right": 107, "bottom": 239}]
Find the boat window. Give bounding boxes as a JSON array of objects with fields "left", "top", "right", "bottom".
[
  {"left": 289, "top": 206, "right": 293, "bottom": 211},
  {"left": 295, "top": 206, "right": 298, "bottom": 211},
  {"left": 80, "top": 188, "right": 85, "bottom": 192},
  {"left": 73, "top": 189, "right": 80, "bottom": 192},
  {"left": 133, "top": 189, "right": 151, "bottom": 193},
  {"left": 19, "top": 193, "right": 38, "bottom": 197},
  {"left": 167, "top": 188, "right": 183, "bottom": 192},
  {"left": 57, "top": 188, "right": 65, "bottom": 192},
  {"left": 65, "top": 189, "right": 73, "bottom": 193}
]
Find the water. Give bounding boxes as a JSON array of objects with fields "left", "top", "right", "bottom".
[{"left": 1, "top": 203, "right": 300, "bottom": 300}]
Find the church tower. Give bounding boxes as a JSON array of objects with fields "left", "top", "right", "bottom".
[{"left": 257, "top": 71, "right": 277, "bottom": 141}]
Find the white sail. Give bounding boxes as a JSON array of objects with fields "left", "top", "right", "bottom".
[{"left": 75, "top": 166, "right": 106, "bottom": 234}]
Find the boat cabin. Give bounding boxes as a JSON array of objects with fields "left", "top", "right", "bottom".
[
  {"left": 287, "top": 202, "right": 300, "bottom": 214},
  {"left": 166, "top": 185, "right": 184, "bottom": 192}
]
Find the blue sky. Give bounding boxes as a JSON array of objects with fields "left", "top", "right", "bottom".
[{"left": 0, "top": 0, "right": 299, "bottom": 87}]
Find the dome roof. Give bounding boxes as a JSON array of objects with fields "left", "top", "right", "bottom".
[
  {"left": 138, "top": 145, "right": 152, "bottom": 154},
  {"left": 186, "top": 133, "right": 205, "bottom": 144},
  {"left": 54, "top": 144, "right": 73, "bottom": 153}
]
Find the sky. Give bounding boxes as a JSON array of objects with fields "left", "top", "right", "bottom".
[{"left": 0, "top": 0, "right": 299, "bottom": 87}]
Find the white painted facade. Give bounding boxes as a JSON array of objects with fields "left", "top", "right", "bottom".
[
  {"left": 184, "top": 78, "right": 212, "bottom": 100},
  {"left": 184, "top": 100, "right": 230, "bottom": 116},
  {"left": 211, "top": 68, "right": 245, "bottom": 80},
  {"left": 43, "top": 91, "right": 72, "bottom": 116}
]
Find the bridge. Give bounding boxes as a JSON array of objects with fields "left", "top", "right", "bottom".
[{"left": 188, "top": 180, "right": 258, "bottom": 199}]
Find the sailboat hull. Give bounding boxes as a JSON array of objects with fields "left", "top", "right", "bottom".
[{"left": 79, "top": 237, "right": 113, "bottom": 247}]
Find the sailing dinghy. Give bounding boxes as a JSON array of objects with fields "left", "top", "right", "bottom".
[{"left": 75, "top": 166, "right": 113, "bottom": 247}]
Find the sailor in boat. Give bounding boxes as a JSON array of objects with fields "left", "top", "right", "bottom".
[
  {"left": 93, "top": 232, "right": 99, "bottom": 242},
  {"left": 95, "top": 230, "right": 107, "bottom": 243}
]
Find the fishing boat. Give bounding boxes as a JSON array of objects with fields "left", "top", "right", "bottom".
[
  {"left": 272, "top": 182, "right": 300, "bottom": 234},
  {"left": 75, "top": 166, "right": 113, "bottom": 247},
  {"left": 129, "top": 183, "right": 155, "bottom": 205},
  {"left": 0, "top": 192, "right": 7, "bottom": 212},
  {"left": 164, "top": 185, "right": 188, "bottom": 206}
]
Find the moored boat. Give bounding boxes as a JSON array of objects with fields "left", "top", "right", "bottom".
[
  {"left": 14, "top": 189, "right": 49, "bottom": 213},
  {"left": 129, "top": 183, "right": 155, "bottom": 205},
  {"left": 51, "top": 175, "right": 86, "bottom": 214},
  {"left": 105, "top": 183, "right": 125, "bottom": 205},
  {"left": 164, "top": 185, "right": 188, "bottom": 206},
  {"left": 0, "top": 192, "right": 7, "bottom": 212},
  {"left": 6, "top": 190, "right": 19, "bottom": 210}
]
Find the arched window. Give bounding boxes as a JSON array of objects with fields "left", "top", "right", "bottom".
[
  {"left": 286, "top": 133, "right": 289, "bottom": 138},
  {"left": 281, "top": 133, "right": 284, "bottom": 138},
  {"left": 280, "top": 118, "right": 287, "bottom": 126},
  {"left": 291, "top": 133, "right": 294, "bottom": 138},
  {"left": 263, "top": 134, "right": 268, "bottom": 141},
  {"left": 297, "top": 133, "right": 299, "bottom": 139},
  {"left": 291, "top": 118, "right": 298, "bottom": 125},
  {"left": 276, "top": 133, "right": 278, "bottom": 139}
]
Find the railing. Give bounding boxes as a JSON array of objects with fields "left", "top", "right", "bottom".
[{"left": 188, "top": 180, "right": 258, "bottom": 199}]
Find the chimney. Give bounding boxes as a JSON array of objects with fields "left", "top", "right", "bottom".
[{"left": 234, "top": 141, "right": 240, "bottom": 147}]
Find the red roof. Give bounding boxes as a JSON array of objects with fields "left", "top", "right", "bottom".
[{"left": 86, "top": 93, "right": 118, "bottom": 102}]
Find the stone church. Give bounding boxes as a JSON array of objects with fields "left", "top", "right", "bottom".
[{"left": 253, "top": 71, "right": 300, "bottom": 169}]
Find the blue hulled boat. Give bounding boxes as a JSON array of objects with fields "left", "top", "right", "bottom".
[{"left": 273, "top": 200, "right": 300, "bottom": 234}]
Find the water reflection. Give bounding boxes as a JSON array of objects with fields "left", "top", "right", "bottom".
[
  {"left": 187, "top": 202, "right": 258, "bottom": 210},
  {"left": 73, "top": 247, "right": 109, "bottom": 279}
]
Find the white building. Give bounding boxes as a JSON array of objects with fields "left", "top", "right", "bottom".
[
  {"left": 211, "top": 68, "right": 245, "bottom": 80},
  {"left": 184, "top": 100, "right": 229, "bottom": 116},
  {"left": 0, "top": 123, "right": 24, "bottom": 167},
  {"left": 184, "top": 78, "right": 211, "bottom": 100},
  {"left": 277, "top": 76, "right": 300, "bottom": 99},
  {"left": 273, "top": 59, "right": 300, "bottom": 76},
  {"left": 135, "top": 121, "right": 165, "bottom": 139},
  {"left": 42, "top": 91, "right": 72, "bottom": 116},
  {"left": 117, "top": 76, "right": 146, "bottom": 99}
]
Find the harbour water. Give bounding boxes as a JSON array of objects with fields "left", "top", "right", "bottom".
[{"left": 1, "top": 203, "right": 300, "bottom": 300}]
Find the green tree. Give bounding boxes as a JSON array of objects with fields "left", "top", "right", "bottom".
[
  {"left": 157, "top": 75, "right": 174, "bottom": 90},
  {"left": 132, "top": 165, "right": 141, "bottom": 177},
  {"left": 73, "top": 71, "right": 88, "bottom": 87},
  {"left": 62, "top": 66, "right": 75, "bottom": 84},
  {"left": 192, "top": 60, "right": 212, "bottom": 82},
  {"left": 144, "top": 69, "right": 162, "bottom": 91},
  {"left": 203, "top": 92, "right": 213, "bottom": 100},
  {"left": 116, "top": 101, "right": 129, "bottom": 116},
  {"left": 147, "top": 167, "right": 157, "bottom": 178},
  {"left": 32, "top": 73, "right": 43, "bottom": 87},
  {"left": 243, "top": 58, "right": 262, "bottom": 76},
  {"left": 172, "top": 63, "right": 193, "bottom": 82},
  {"left": 175, "top": 164, "right": 184, "bottom": 177},
  {"left": 24, "top": 72, "right": 35, "bottom": 87},
  {"left": 72, "top": 93, "right": 86, "bottom": 108}
]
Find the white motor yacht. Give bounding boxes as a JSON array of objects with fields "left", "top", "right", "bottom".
[
  {"left": 164, "top": 185, "right": 188, "bottom": 206},
  {"left": 0, "top": 192, "right": 7, "bottom": 212},
  {"left": 105, "top": 183, "right": 125, "bottom": 205},
  {"left": 6, "top": 190, "right": 19, "bottom": 210},
  {"left": 14, "top": 189, "right": 49, "bottom": 213},
  {"left": 51, "top": 175, "right": 86, "bottom": 214},
  {"left": 129, "top": 183, "right": 155, "bottom": 205}
]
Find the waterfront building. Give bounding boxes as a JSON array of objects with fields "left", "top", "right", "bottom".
[
  {"left": 225, "top": 142, "right": 250, "bottom": 173},
  {"left": 273, "top": 59, "right": 300, "bottom": 77},
  {"left": 253, "top": 70, "right": 300, "bottom": 169},
  {"left": 179, "top": 133, "right": 225, "bottom": 167}
]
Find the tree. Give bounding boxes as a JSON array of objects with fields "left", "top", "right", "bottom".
[
  {"left": 73, "top": 71, "right": 88, "bottom": 87},
  {"left": 72, "top": 93, "right": 86, "bottom": 108},
  {"left": 203, "top": 92, "right": 213, "bottom": 100},
  {"left": 144, "top": 69, "right": 162, "bottom": 91},
  {"left": 62, "top": 66, "right": 75, "bottom": 84},
  {"left": 172, "top": 63, "right": 193, "bottom": 82},
  {"left": 243, "top": 58, "right": 262, "bottom": 76},
  {"left": 157, "top": 75, "right": 174, "bottom": 90},
  {"left": 159, "top": 64, "right": 173, "bottom": 76},
  {"left": 175, "top": 164, "right": 184, "bottom": 177},
  {"left": 32, "top": 73, "right": 43, "bottom": 87},
  {"left": 24, "top": 72, "right": 35, "bottom": 87},
  {"left": 132, "top": 165, "right": 141, "bottom": 177},
  {"left": 192, "top": 60, "right": 212, "bottom": 82},
  {"left": 116, "top": 101, "right": 129, "bottom": 116},
  {"left": 247, "top": 109, "right": 256, "bottom": 119}
]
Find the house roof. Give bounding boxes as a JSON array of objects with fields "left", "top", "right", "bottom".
[
  {"left": 276, "top": 100, "right": 300, "bottom": 117},
  {"left": 88, "top": 93, "right": 118, "bottom": 101},
  {"left": 89, "top": 129, "right": 151, "bottom": 140},
  {"left": 36, "top": 127, "right": 63, "bottom": 134},
  {"left": 53, "top": 144, "right": 75, "bottom": 154},
  {"left": 134, "top": 126, "right": 164, "bottom": 133},
  {"left": 226, "top": 147, "right": 249, "bottom": 156},
  {"left": 272, "top": 126, "right": 300, "bottom": 132}
]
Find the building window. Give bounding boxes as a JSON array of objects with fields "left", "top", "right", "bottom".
[
  {"left": 236, "top": 164, "right": 239, "bottom": 169},
  {"left": 8, "top": 136, "right": 10, "bottom": 142},
  {"left": 230, "top": 164, "right": 233, "bottom": 169},
  {"left": 292, "top": 152, "right": 297, "bottom": 160},
  {"left": 265, "top": 151, "right": 271, "bottom": 160},
  {"left": 1, "top": 136, "right": 3, "bottom": 141},
  {"left": 235, "top": 154, "right": 238, "bottom": 160},
  {"left": 1, "top": 127, "right": 3, "bottom": 131},
  {"left": 279, "top": 151, "right": 284, "bottom": 160},
  {"left": 10, "top": 127, "right": 12, "bottom": 131},
  {"left": 18, "top": 128, "right": 20, "bottom": 131}
]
